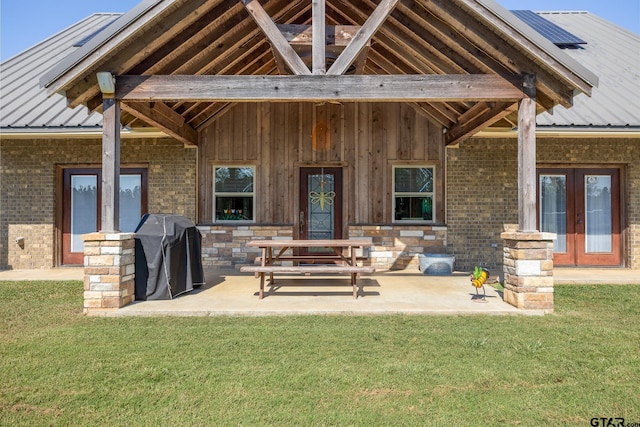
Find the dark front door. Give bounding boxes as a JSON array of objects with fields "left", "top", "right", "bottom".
[
  {"left": 538, "top": 168, "right": 621, "bottom": 266},
  {"left": 299, "top": 167, "right": 343, "bottom": 257},
  {"left": 62, "top": 168, "right": 147, "bottom": 265}
]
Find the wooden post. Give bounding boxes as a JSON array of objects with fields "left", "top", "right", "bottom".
[
  {"left": 518, "top": 74, "right": 537, "bottom": 232},
  {"left": 312, "top": 0, "right": 326, "bottom": 75},
  {"left": 101, "top": 97, "right": 121, "bottom": 232}
]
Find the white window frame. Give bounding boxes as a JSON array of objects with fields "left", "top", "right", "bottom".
[
  {"left": 392, "top": 165, "right": 436, "bottom": 224},
  {"left": 213, "top": 165, "right": 256, "bottom": 224}
]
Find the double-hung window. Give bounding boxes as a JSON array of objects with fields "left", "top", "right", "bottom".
[
  {"left": 393, "top": 166, "right": 435, "bottom": 222},
  {"left": 214, "top": 166, "right": 255, "bottom": 222}
]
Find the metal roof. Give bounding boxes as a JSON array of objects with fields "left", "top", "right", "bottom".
[
  {"left": 534, "top": 12, "right": 640, "bottom": 128},
  {"left": 1, "top": 7, "right": 637, "bottom": 133},
  {"left": 0, "top": 13, "right": 121, "bottom": 130}
]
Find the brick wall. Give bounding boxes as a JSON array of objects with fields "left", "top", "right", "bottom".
[
  {"left": 0, "top": 137, "right": 196, "bottom": 270},
  {"left": 447, "top": 136, "right": 640, "bottom": 271},
  {"left": 2, "top": 134, "right": 637, "bottom": 271}
]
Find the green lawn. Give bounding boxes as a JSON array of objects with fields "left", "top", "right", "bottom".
[{"left": 1, "top": 281, "right": 638, "bottom": 426}]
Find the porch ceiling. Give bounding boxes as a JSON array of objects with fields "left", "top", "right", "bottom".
[{"left": 41, "top": 0, "right": 597, "bottom": 146}]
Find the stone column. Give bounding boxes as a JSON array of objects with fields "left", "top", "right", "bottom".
[
  {"left": 82, "top": 232, "right": 135, "bottom": 315},
  {"left": 501, "top": 231, "right": 556, "bottom": 312}
]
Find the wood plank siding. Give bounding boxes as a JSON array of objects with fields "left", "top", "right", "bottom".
[{"left": 199, "top": 102, "right": 444, "bottom": 229}]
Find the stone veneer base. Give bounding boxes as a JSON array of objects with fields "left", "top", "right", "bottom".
[
  {"left": 501, "top": 231, "right": 556, "bottom": 312},
  {"left": 82, "top": 232, "right": 135, "bottom": 315},
  {"left": 197, "top": 224, "right": 448, "bottom": 271}
]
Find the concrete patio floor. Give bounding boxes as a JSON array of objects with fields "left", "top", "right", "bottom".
[{"left": 1, "top": 267, "right": 637, "bottom": 316}]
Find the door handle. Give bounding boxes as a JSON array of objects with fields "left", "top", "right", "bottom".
[{"left": 299, "top": 211, "right": 304, "bottom": 235}]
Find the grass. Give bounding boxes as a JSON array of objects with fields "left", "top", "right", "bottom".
[{"left": 1, "top": 281, "right": 639, "bottom": 426}]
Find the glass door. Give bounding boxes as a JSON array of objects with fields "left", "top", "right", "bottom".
[
  {"left": 299, "top": 167, "right": 343, "bottom": 257},
  {"left": 62, "top": 168, "right": 147, "bottom": 265},
  {"left": 538, "top": 168, "right": 621, "bottom": 266},
  {"left": 575, "top": 169, "right": 621, "bottom": 266}
]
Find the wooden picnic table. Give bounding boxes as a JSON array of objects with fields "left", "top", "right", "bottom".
[{"left": 240, "top": 239, "right": 375, "bottom": 299}]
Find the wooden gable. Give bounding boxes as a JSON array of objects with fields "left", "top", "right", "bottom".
[{"left": 42, "top": 0, "right": 596, "bottom": 147}]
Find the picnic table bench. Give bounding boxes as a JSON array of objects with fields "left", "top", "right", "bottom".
[{"left": 240, "top": 239, "right": 374, "bottom": 299}]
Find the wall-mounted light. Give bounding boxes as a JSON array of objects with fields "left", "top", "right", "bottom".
[{"left": 96, "top": 72, "right": 116, "bottom": 95}]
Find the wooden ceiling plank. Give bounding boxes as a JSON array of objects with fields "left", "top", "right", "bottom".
[
  {"left": 445, "top": 102, "right": 518, "bottom": 145},
  {"left": 185, "top": 55, "right": 278, "bottom": 127},
  {"left": 121, "top": 102, "right": 198, "bottom": 146},
  {"left": 327, "top": 0, "right": 399, "bottom": 75},
  {"left": 180, "top": 0, "right": 305, "bottom": 76},
  {"left": 367, "top": 47, "right": 422, "bottom": 75},
  {"left": 328, "top": 0, "right": 462, "bottom": 75},
  {"left": 240, "top": 0, "right": 311, "bottom": 75},
  {"left": 411, "top": 102, "right": 454, "bottom": 128},
  {"left": 171, "top": 36, "right": 274, "bottom": 114},
  {"left": 392, "top": 1, "right": 496, "bottom": 75},
  {"left": 423, "top": 101, "right": 461, "bottom": 124},
  {"left": 115, "top": 74, "right": 525, "bottom": 102},
  {"left": 354, "top": 0, "right": 467, "bottom": 74},
  {"left": 138, "top": 2, "right": 244, "bottom": 75}
]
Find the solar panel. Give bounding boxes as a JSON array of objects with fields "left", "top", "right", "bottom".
[{"left": 511, "top": 10, "right": 587, "bottom": 47}]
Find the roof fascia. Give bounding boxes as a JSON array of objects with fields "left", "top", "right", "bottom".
[
  {"left": 475, "top": 127, "right": 640, "bottom": 139},
  {"left": 40, "top": 0, "right": 167, "bottom": 94},
  {"left": 470, "top": 0, "right": 599, "bottom": 90},
  {"left": 0, "top": 127, "right": 171, "bottom": 140}
]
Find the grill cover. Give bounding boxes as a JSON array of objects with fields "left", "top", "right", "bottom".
[{"left": 134, "top": 214, "right": 205, "bottom": 300}]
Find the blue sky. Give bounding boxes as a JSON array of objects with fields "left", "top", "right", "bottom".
[{"left": 1, "top": 0, "right": 639, "bottom": 61}]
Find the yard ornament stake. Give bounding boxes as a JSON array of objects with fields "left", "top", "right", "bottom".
[{"left": 471, "top": 266, "right": 488, "bottom": 301}]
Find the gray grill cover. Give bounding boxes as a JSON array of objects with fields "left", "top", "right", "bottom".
[{"left": 134, "top": 214, "right": 205, "bottom": 300}]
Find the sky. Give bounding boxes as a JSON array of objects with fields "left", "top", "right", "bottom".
[{"left": 1, "top": 0, "right": 639, "bottom": 61}]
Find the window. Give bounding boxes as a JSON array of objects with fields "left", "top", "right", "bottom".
[
  {"left": 393, "top": 166, "right": 434, "bottom": 222},
  {"left": 214, "top": 166, "right": 255, "bottom": 222}
]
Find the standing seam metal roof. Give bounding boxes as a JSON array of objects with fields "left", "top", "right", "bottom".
[
  {"left": 1, "top": 9, "right": 638, "bottom": 131},
  {"left": 535, "top": 12, "right": 640, "bottom": 128},
  {"left": 0, "top": 14, "right": 121, "bottom": 129}
]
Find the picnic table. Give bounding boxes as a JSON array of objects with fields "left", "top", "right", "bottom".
[{"left": 240, "top": 239, "right": 375, "bottom": 299}]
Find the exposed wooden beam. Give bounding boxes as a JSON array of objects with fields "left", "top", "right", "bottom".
[
  {"left": 116, "top": 74, "right": 525, "bottom": 102},
  {"left": 120, "top": 101, "right": 198, "bottom": 146},
  {"left": 327, "top": 0, "right": 399, "bottom": 75},
  {"left": 312, "top": 0, "right": 326, "bottom": 74},
  {"left": 278, "top": 24, "right": 360, "bottom": 46},
  {"left": 444, "top": 101, "right": 517, "bottom": 146},
  {"left": 240, "top": 0, "right": 311, "bottom": 75},
  {"left": 152, "top": 101, "right": 186, "bottom": 126}
]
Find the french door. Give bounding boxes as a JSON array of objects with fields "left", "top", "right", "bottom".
[
  {"left": 62, "top": 168, "right": 147, "bottom": 265},
  {"left": 538, "top": 168, "right": 621, "bottom": 266},
  {"left": 299, "top": 167, "right": 343, "bottom": 257}
]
